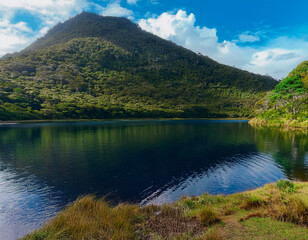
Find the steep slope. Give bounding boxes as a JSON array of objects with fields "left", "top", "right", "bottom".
[
  {"left": 0, "top": 12, "right": 277, "bottom": 120},
  {"left": 250, "top": 61, "right": 308, "bottom": 128}
]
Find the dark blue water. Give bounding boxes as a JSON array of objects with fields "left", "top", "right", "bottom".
[{"left": 0, "top": 120, "right": 307, "bottom": 239}]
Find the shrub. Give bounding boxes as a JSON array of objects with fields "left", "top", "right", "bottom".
[{"left": 276, "top": 180, "right": 297, "bottom": 193}]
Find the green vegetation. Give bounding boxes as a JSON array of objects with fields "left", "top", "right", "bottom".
[
  {"left": 0, "top": 12, "right": 277, "bottom": 121},
  {"left": 23, "top": 181, "right": 308, "bottom": 240},
  {"left": 276, "top": 180, "right": 297, "bottom": 193},
  {"left": 250, "top": 61, "right": 308, "bottom": 129}
]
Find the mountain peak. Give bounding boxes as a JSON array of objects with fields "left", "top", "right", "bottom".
[
  {"left": 11, "top": 12, "right": 139, "bottom": 56},
  {"left": 76, "top": 11, "right": 99, "bottom": 18},
  {"left": 67, "top": 11, "right": 136, "bottom": 28}
]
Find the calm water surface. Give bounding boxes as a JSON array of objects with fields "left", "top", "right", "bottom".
[{"left": 0, "top": 120, "right": 307, "bottom": 239}]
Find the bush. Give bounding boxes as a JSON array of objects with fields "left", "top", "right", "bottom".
[{"left": 276, "top": 180, "right": 297, "bottom": 193}]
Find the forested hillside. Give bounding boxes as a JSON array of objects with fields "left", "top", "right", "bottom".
[
  {"left": 250, "top": 61, "right": 308, "bottom": 128},
  {"left": 0, "top": 12, "right": 277, "bottom": 120}
]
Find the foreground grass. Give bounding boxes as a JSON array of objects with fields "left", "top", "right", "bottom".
[{"left": 23, "top": 181, "right": 308, "bottom": 240}]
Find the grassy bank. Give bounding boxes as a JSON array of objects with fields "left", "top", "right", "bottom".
[
  {"left": 249, "top": 117, "right": 308, "bottom": 130},
  {"left": 23, "top": 180, "right": 308, "bottom": 240},
  {"left": 250, "top": 61, "right": 308, "bottom": 130}
]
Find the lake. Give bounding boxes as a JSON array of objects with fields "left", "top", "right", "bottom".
[{"left": 0, "top": 120, "right": 307, "bottom": 239}]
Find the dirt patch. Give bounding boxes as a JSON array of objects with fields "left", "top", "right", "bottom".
[{"left": 139, "top": 205, "right": 204, "bottom": 239}]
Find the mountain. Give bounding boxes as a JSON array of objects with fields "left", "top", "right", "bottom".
[
  {"left": 0, "top": 12, "right": 277, "bottom": 120},
  {"left": 250, "top": 61, "right": 308, "bottom": 128}
]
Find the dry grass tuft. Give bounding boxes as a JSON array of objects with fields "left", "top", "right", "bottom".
[
  {"left": 24, "top": 195, "right": 141, "bottom": 240},
  {"left": 249, "top": 118, "right": 267, "bottom": 127},
  {"left": 240, "top": 195, "right": 264, "bottom": 210},
  {"left": 198, "top": 208, "right": 220, "bottom": 226},
  {"left": 271, "top": 196, "right": 308, "bottom": 225},
  {"left": 202, "top": 228, "right": 224, "bottom": 240}
]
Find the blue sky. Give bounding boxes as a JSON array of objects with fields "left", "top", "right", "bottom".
[{"left": 0, "top": 0, "right": 308, "bottom": 79}]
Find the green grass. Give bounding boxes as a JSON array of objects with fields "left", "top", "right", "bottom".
[
  {"left": 23, "top": 181, "right": 308, "bottom": 240},
  {"left": 276, "top": 179, "right": 297, "bottom": 193},
  {"left": 230, "top": 217, "right": 308, "bottom": 240}
]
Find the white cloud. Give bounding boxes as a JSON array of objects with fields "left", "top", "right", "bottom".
[
  {"left": 0, "top": 0, "right": 89, "bottom": 29},
  {"left": 39, "top": 26, "right": 50, "bottom": 36},
  {"left": 238, "top": 33, "right": 260, "bottom": 43},
  {"left": 251, "top": 49, "right": 298, "bottom": 67},
  {"left": 0, "top": 34, "right": 28, "bottom": 56},
  {"left": 0, "top": 0, "right": 87, "bottom": 17},
  {"left": 0, "top": 18, "right": 33, "bottom": 56},
  {"left": 127, "top": 0, "right": 139, "bottom": 5},
  {"left": 139, "top": 10, "right": 218, "bottom": 52},
  {"left": 139, "top": 10, "right": 253, "bottom": 71},
  {"left": 0, "top": 0, "right": 89, "bottom": 56},
  {"left": 139, "top": 10, "right": 308, "bottom": 79},
  {"left": 0, "top": 19, "right": 32, "bottom": 33},
  {"left": 244, "top": 39, "right": 308, "bottom": 79},
  {"left": 101, "top": 2, "right": 133, "bottom": 17}
]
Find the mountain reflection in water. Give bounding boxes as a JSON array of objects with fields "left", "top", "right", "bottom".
[{"left": 0, "top": 120, "right": 307, "bottom": 239}]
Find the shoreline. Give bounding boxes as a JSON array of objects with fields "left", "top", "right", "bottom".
[
  {"left": 249, "top": 118, "right": 308, "bottom": 131},
  {"left": 0, "top": 117, "right": 250, "bottom": 125},
  {"left": 23, "top": 180, "right": 308, "bottom": 240}
]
